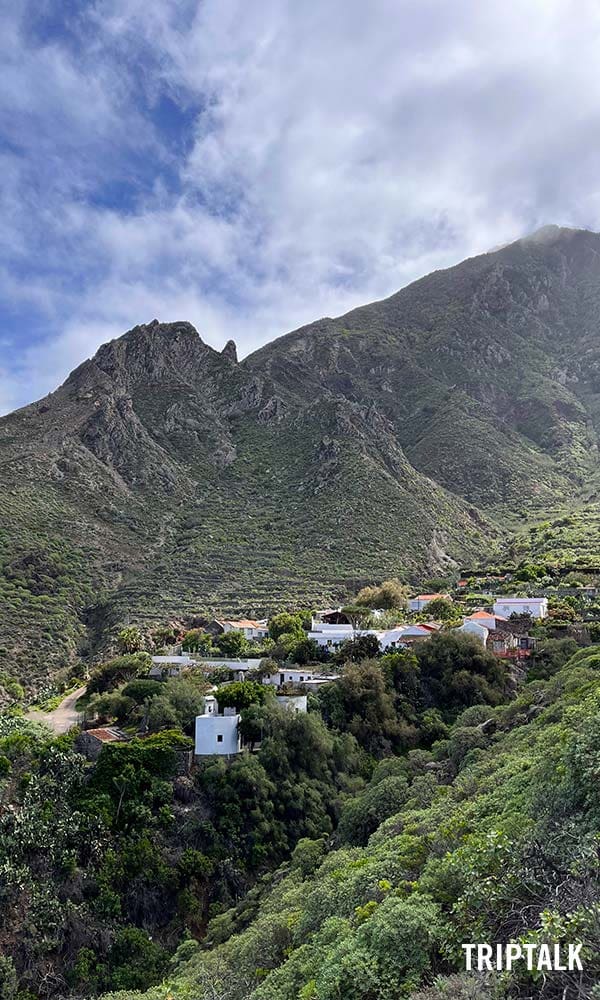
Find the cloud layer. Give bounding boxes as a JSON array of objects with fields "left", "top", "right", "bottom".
[{"left": 2, "top": 0, "right": 600, "bottom": 412}]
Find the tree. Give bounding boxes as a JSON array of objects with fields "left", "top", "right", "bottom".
[
  {"left": 117, "top": 626, "right": 144, "bottom": 653},
  {"left": 151, "top": 625, "right": 178, "bottom": 647},
  {"left": 182, "top": 629, "right": 213, "bottom": 654},
  {"left": 247, "top": 657, "right": 279, "bottom": 680},
  {"left": 337, "top": 774, "right": 410, "bottom": 845},
  {"left": 121, "top": 679, "right": 164, "bottom": 703},
  {"left": 318, "top": 660, "right": 411, "bottom": 756},
  {"left": 216, "top": 630, "right": 248, "bottom": 657},
  {"left": 334, "top": 633, "right": 381, "bottom": 664},
  {"left": 293, "top": 637, "right": 328, "bottom": 664},
  {"left": 147, "top": 696, "right": 179, "bottom": 732},
  {"left": 382, "top": 650, "right": 421, "bottom": 704},
  {"left": 527, "top": 637, "right": 579, "bottom": 680},
  {"left": 163, "top": 677, "right": 206, "bottom": 732},
  {"left": 340, "top": 605, "right": 374, "bottom": 630},
  {"left": 87, "top": 691, "right": 135, "bottom": 725},
  {"left": 87, "top": 653, "right": 152, "bottom": 695},
  {"left": 0, "top": 956, "right": 17, "bottom": 999},
  {"left": 356, "top": 578, "right": 409, "bottom": 610},
  {"left": 422, "top": 597, "right": 455, "bottom": 620},
  {"left": 106, "top": 926, "right": 169, "bottom": 991},
  {"left": 272, "top": 631, "right": 306, "bottom": 660},
  {"left": 268, "top": 612, "right": 306, "bottom": 642},
  {"left": 414, "top": 632, "right": 508, "bottom": 713},
  {"left": 216, "top": 680, "right": 269, "bottom": 712}
]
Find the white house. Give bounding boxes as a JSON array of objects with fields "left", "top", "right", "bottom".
[
  {"left": 264, "top": 667, "right": 320, "bottom": 687},
  {"left": 276, "top": 694, "right": 308, "bottom": 713},
  {"left": 195, "top": 658, "right": 264, "bottom": 681},
  {"left": 457, "top": 620, "right": 489, "bottom": 646},
  {"left": 385, "top": 625, "right": 433, "bottom": 646},
  {"left": 218, "top": 619, "right": 269, "bottom": 641},
  {"left": 307, "top": 622, "right": 354, "bottom": 648},
  {"left": 149, "top": 654, "right": 195, "bottom": 678},
  {"left": 493, "top": 597, "right": 548, "bottom": 620},
  {"left": 464, "top": 610, "right": 502, "bottom": 630},
  {"left": 307, "top": 621, "right": 435, "bottom": 652},
  {"left": 408, "top": 593, "right": 451, "bottom": 612},
  {"left": 195, "top": 706, "right": 241, "bottom": 756}
]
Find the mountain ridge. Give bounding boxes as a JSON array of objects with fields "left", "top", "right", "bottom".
[{"left": 2, "top": 226, "right": 600, "bottom": 692}]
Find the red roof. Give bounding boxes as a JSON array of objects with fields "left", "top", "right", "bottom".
[
  {"left": 86, "top": 728, "right": 123, "bottom": 743},
  {"left": 413, "top": 593, "right": 450, "bottom": 601},
  {"left": 226, "top": 619, "right": 265, "bottom": 629}
]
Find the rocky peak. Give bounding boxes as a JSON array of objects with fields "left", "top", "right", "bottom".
[
  {"left": 221, "top": 339, "right": 238, "bottom": 363},
  {"left": 64, "top": 320, "right": 218, "bottom": 395}
]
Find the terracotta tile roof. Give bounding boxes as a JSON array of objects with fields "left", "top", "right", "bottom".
[
  {"left": 226, "top": 619, "right": 266, "bottom": 628},
  {"left": 413, "top": 593, "right": 449, "bottom": 601},
  {"left": 85, "top": 728, "right": 123, "bottom": 743}
]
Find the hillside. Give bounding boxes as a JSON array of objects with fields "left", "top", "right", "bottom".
[
  {"left": 89, "top": 650, "right": 600, "bottom": 998},
  {"left": 3, "top": 225, "right": 600, "bottom": 691}
]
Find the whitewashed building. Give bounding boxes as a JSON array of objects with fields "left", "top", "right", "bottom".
[
  {"left": 307, "top": 622, "right": 354, "bottom": 648},
  {"left": 150, "top": 654, "right": 195, "bottom": 678},
  {"left": 464, "top": 610, "right": 501, "bottom": 630},
  {"left": 276, "top": 694, "right": 308, "bottom": 713},
  {"left": 218, "top": 619, "right": 269, "bottom": 641},
  {"left": 457, "top": 620, "right": 489, "bottom": 646},
  {"left": 264, "top": 667, "right": 320, "bottom": 687},
  {"left": 196, "top": 657, "right": 264, "bottom": 680},
  {"left": 195, "top": 706, "right": 241, "bottom": 757},
  {"left": 408, "top": 594, "right": 452, "bottom": 612},
  {"left": 493, "top": 597, "right": 548, "bottom": 620}
]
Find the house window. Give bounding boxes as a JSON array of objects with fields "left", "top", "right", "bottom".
[
  {"left": 300, "top": 676, "right": 304, "bottom": 681},
  {"left": 217, "top": 734, "right": 223, "bottom": 743}
]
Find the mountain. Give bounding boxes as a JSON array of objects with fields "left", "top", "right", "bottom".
[{"left": 2, "top": 225, "right": 600, "bottom": 692}]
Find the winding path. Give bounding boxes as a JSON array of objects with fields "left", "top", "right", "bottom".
[{"left": 26, "top": 686, "right": 87, "bottom": 734}]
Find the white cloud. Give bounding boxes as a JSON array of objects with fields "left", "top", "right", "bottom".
[{"left": 2, "top": 0, "right": 600, "bottom": 412}]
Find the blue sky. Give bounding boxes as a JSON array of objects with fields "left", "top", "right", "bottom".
[{"left": 2, "top": 0, "right": 600, "bottom": 413}]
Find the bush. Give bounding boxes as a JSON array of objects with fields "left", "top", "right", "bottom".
[
  {"left": 337, "top": 775, "right": 410, "bottom": 845},
  {"left": 87, "top": 654, "right": 152, "bottom": 695}
]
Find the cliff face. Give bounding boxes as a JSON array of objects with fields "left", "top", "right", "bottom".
[{"left": 2, "top": 226, "right": 600, "bottom": 690}]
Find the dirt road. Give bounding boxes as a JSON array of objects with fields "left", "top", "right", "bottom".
[{"left": 26, "top": 686, "right": 87, "bottom": 734}]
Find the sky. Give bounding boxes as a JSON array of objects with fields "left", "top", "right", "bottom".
[{"left": 2, "top": 0, "right": 600, "bottom": 413}]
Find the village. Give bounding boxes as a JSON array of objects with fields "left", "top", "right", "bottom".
[{"left": 73, "top": 583, "right": 557, "bottom": 763}]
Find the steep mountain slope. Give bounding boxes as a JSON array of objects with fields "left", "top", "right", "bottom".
[
  {"left": 247, "top": 225, "right": 600, "bottom": 507},
  {"left": 2, "top": 226, "right": 600, "bottom": 692}
]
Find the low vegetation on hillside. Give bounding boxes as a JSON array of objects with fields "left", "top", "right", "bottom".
[
  {"left": 0, "top": 628, "right": 599, "bottom": 999},
  {"left": 102, "top": 646, "right": 600, "bottom": 1000}
]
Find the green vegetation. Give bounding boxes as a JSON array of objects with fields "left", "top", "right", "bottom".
[
  {"left": 6, "top": 228, "right": 600, "bottom": 999},
  {"left": 356, "top": 578, "right": 410, "bottom": 609},
  {"left": 99, "top": 645, "right": 600, "bottom": 1000}
]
